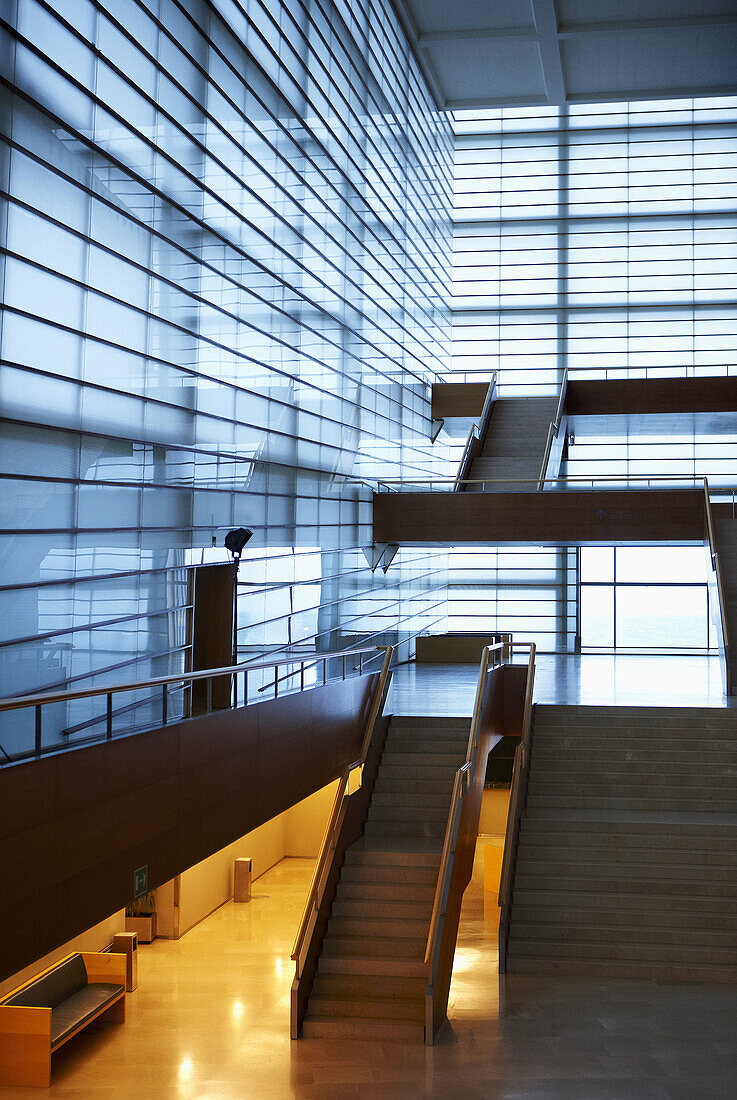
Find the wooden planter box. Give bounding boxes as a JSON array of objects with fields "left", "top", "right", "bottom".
[{"left": 125, "top": 914, "right": 157, "bottom": 943}]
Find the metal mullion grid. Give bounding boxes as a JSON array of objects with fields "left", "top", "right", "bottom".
[
  {"left": 0, "top": 136, "right": 443, "bottom": 403},
  {"left": 165, "top": 0, "right": 452, "bottom": 313},
  {"left": 272, "top": 0, "right": 453, "bottom": 248},
  {"left": 236, "top": 565, "right": 448, "bottom": 643},
  {"left": 0, "top": 344, "right": 441, "bottom": 479},
  {"left": 0, "top": 38, "right": 447, "bottom": 390},
  {"left": 157, "top": 0, "right": 453, "bottom": 320},
  {"left": 0, "top": 602, "right": 193, "bottom": 652}
]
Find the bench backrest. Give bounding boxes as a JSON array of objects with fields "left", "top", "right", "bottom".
[{"left": 4, "top": 954, "right": 87, "bottom": 1009}]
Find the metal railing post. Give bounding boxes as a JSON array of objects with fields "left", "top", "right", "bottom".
[
  {"left": 300, "top": 662, "right": 305, "bottom": 691},
  {"left": 206, "top": 677, "right": 212, "bottom": 713},
  {"left": 162, "top": 685, "right": 168, "bottom": 725},
  {"left": 35, "top": 705, "right": 42, "bottom": 755},
  {"left": 274, "top": 665, "right": 278, "bottom": 698},
  {"left": 106, "top": 693, "right": 113, "bottom": 739}
]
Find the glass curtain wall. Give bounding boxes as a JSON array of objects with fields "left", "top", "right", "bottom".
[
  {"left": 0, "top": 0, "right": 453, "bottom": 756},
  {"left": 449, "top": 98, "right": 737, "bottom": 649}
]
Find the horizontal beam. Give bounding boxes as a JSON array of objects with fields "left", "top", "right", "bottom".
[
  {"left": 373, "top": 488, "right": 705, "bottom": 546},
  {"left": 567, "top": 376, "right": 737, "bottom": 418}
]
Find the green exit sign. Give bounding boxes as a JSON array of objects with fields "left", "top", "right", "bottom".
[{"left": 133, "top": 865, "right": 148, "bottom": 898}]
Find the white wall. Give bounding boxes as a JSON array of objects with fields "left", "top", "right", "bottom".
[{"left": 176, "top": 780, "right": 338, "bottom": 937}]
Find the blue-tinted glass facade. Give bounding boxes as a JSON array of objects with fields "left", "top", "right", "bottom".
[{"left": 0, "top": 0, "right": 453, "bottom": 754}]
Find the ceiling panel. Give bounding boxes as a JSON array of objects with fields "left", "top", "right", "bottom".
[{"left": 391, "top": 0, "right": 737, "bottom": 109}]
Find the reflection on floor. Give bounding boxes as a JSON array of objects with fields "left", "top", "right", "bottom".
[
  {"left": 33, "top": 854, "right": 737, "bottom": 1099},
  {"left": 392, "top": 653, "right": 734, "bottom": 716}
]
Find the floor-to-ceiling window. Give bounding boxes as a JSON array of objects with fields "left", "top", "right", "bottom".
[{"left": 449, "top": 98, "right": 737, "bottom": 650}]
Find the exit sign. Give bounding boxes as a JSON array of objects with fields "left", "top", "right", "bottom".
[{"left": 133, "top": 865, "right": 148, "bottom": 898}]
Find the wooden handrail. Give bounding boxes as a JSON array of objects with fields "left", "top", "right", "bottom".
[
  {"left": 0, "top": 647, "right": 382, "bottom": 713},
  {"left": 538, "top": 368, "right": 568, "bottom": 490},
  {"left": 424, "top": 641, "right": 530, "bottom": 970},
  {"left": 498, "top": 643, "right": 537, "bottom": 971},
  {"left": 291, "top": 645, "right": 393, "bottom": 975},
  {"left": 704, "top": 481, "right": 730, "bottom": 697}
]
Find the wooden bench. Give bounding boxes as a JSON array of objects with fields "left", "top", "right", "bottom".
[{"left": 0, "top": 952, "right": 126, "bottom": 1087}]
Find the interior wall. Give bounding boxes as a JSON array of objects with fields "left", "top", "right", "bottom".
[
  {"left": 0, "top": 910, "right": 125, "bottom": 1001},
  {"left": 177, "top": 780, "right": 339, "bottom": 937}
]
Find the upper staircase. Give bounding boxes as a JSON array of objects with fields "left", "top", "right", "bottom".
[
  {"left": 468, "top": 397, "right": 558, "bottom": 491},
  {"left": 504, "top": 703, "right": 737, "bottom": 982}
]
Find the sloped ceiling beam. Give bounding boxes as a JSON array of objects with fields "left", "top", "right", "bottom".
[{"left": 530, "top": 0, "right": 566, "bottom": 106}]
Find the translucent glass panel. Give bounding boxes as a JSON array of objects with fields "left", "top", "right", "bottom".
[
  {"left": 452, "top": 98, "right": 737, "bottom": 393},
  {"left": 446, "top": 546, "right": 577, "bottom": 653},
  {"left": 0, "top": 0, "right": 454, "bottom": 754}
]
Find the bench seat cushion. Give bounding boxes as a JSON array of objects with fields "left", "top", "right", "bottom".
[{"left": 50, "top": 983, "right": 124, "bottom": 1047}]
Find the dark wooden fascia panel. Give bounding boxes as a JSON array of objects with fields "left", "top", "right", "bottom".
[{"left": 373, "top": 489, "right": 705, "bottom": 546}]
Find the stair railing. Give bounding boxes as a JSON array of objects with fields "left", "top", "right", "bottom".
[
  {"left": 453, "top": 372, "right": 497, "bottom": 491},
  {"left": 704, "top": 479, "right": 731, "bottom": 693},
  {"left": 290, "top": 644, "right": 394, "bottom": 1036},
  {"left": 0, "top": 646, "right": 384, "bottom": 765},
  {"left": 424, "top": 639, "right": 532, "bottom": 1043},
  {"left": 498, "top": 642, "right": 537, "bottom": 971},
  {"left": 538, "top": 368, "right": 568, "bottom": 490}
]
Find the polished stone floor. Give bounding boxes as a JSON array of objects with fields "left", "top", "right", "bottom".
[
  {"left": 392, "top": 653, "right": 735, "bottom": 717},
  {"left": 28, "top": 855, "right": 737, "bottom": 1099}
]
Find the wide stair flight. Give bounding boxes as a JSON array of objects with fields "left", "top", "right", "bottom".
[
  {"left": 302, "top": 716, "right": 470, "bottom": 1040},
  {"left": 506, "top": 704, "right": 737, "bottom": 981},
  {"left": 468, "top": 396, "right": 558, "bottom": 491}
]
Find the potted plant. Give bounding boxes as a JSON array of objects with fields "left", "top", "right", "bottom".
[{"left": 125, "top": 890, "right": 157, "bottom": 943}]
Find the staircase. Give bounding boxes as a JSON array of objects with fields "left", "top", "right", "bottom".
[
  {"left": 469, "top": 396, "right": 558, "bottom": 491},
  {"left": 712, "top": 514, "right": 737, "bottom": 693},
  {"left": 302, "top": 716, "right": 470, "bottom": 1040},
  {"left": 506, "top": 704, "right": 737, "bottom": 981}
]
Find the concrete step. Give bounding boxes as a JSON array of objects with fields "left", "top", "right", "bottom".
[
  {"left": 380, "top": 751, "right": 465, "bottom": 767},
  {"left": 308, "top": 992, "right": 424, "bottom": 1023},
  {"left": 364, "top": 821, "right": 447, "bottom": 840},
  {"left": 518, "top": 816, "right": 737, "bottom": 840},
  {"left": 512, "top": 886, "right": 737, "bottom": 912},
  {"left": 506, "top": 937, "right": 737, "bottom": 968},
  {"left": 533, "top": 747, "right": 737, "bottom": 766},
  {"left": 311, "top": 972, "right": 427, "bottom": 999},
  {"left": 370, "top": 791, "right": 452, "bottom": 810},
  {"left": 504, "top": 956, "right": 737, "bottom": 983},
  {"left": 509, "top": 921, "right": 737, "bottom": 948},
  {"left": 366, "top": 805, "right": 449, "bottom": 824},
  {"left": 327, "top": 915, "right": 430, "bottom": 939},
  {"left": 322, "top": 934, "right": 426, "bottom": 960},
  {"left": 528, "top": 772, "right": 737, "bottom": 792},
  {"left": 533, "top": 734, "right": 737, "bottom": 752},
  {"left": 511, "top": 903, "right": 737, "bottom": 933},
  {"left": 515, "top": 857, "right": 737, "bottom": 885},
  {"left": 373, "top": 776, "right": 456, "bottom": 796},
  {"left": 344, "top": 847, "right": 441, "bottom": 869},
  {"left": 389, "top": 716, "right": 470, "bottom": 731},
  {"left": 332, "top": 898, "right": 434, "bottom": 921},
  {"left": 526, "top": 794, "right": 737, "bottom": 813},
  {"left": 318, "top": 954, "right": 426, "bottom": 978},
  {"left": 383, "top": 738, "right": 469, "bottom": 754},
  {"left": 336, "top": 880, "right": 436, "bottom": 902},
  {"left": 515, "top": 835, "right": 737, "bottom": 863},
  {"left": 339, "top": 863, "right": 439, "bottom": 885},
  {"left": 378, "top": 764, "right": 460, "bottom": 782},
  {"left": 302, "top": 1017, "right": 424, "bottom": 1041},
  {"left": 534, "top": 707, "right": 737, "bottom": 728}
]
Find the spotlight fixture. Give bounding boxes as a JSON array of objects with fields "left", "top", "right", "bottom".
[{"left": 224, "top": 527, "right": 253, "bottom": 561}]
